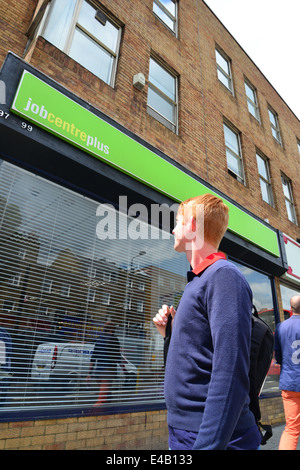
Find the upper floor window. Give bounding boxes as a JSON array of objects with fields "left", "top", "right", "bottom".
[
  {"left": 41, "top": 0, "right": 121, "bottom": 86},
  {"left": 216, "top": 48, "right": 233, "bottom": 93},
  {"left": 147, "top": 57, "right": 178, "bottom": 133},
  {"left": 245, "top": 80, "right": 260, "bottom": 121},
  {"left": 256, "top": 153, "right": 273, "bottom": 206},
  {"left": 268, "top": 107, "right": 282, "bottom": 144},
  {"left": 297, "top": 139, "right": 300, "bottom": 155},
  {"left": 281, "top": 175, "right": 297, "bottom": 224},
  {"left": 153, "top": 0, "right": 177, "bottom": 34},
  {"left": 223, "top": 123, "right": 244, "bottom": 182}
]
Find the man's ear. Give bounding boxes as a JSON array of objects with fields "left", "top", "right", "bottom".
[{"left": 186, "top": 216, "right": 197, "bottom": 235}]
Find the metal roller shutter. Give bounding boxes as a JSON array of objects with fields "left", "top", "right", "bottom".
[{"left": 0, "top": 161, "right": 188, "bottom": 413}]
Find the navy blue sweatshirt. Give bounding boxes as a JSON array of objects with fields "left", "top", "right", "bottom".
[{"left": 164, "top": 256, "right": 261, "bottom": 450}]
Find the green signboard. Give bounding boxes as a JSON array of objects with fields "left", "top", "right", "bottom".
[{"left": 11, "top": 70, "right": 279, "bottom": 257}]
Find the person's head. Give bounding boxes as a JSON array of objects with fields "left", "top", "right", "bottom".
[
  {"left": 290, "top": 295, "right": 300, "bottom": 315},
  {"left": 173, "top": 193, "right": 229, "bottom": 252}
]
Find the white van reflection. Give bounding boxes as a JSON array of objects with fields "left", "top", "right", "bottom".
[{"left": 31, "top": 342, "right": 137, "bottom": 396}]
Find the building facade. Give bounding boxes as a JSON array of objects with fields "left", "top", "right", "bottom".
[{"left": 0, "top": 0, "right": 299, "bottom": 450}]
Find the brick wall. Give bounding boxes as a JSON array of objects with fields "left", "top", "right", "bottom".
[
  {"left": 0, "top": 402, "right": 285, "bottom": 450},
  {"left": 0, "top": 0, "right": 36, "bottom": 65},
  {"left": 260, "top": 396, "right": 285, "bottom": 427},
  {"left": 0, "top": 410, "right": 168, "bottom": 450}
]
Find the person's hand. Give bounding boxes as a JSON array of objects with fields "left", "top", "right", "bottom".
[{"left": 153, "top": 304, "right": 176, "bottom": 337}]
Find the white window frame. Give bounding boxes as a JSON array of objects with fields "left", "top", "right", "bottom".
[
  {"left": 19, "top": 249, "right": 26, "bottom": 260},
  {"left": 223, "top": 122, "right": 245, "bottom": 183},
  {"left": 256, "top": 153, "right": 274, "bottom": 206},
  {"left": 42, "top": 278, "right": 53, "bottom": 293},
  {"left": 245, "top": 80, "right": 260, "bottom": 121},
  {"left": 87, "top": 288, "right": 96, "bottom": 302},
  {"left": 216, "top": 48, "right": 233, "bottom": 94},
  {"left": 103, "top": 272, "right": 111, "bottom": 282},
  {"left": 38, "top": 306, "right": 49, "bottom": 316},
  {"left": 9, "top": 274, "right": 21, "bottom": 286},
  {"left": 2, "top": 300, "right": 15, "bottom": 312},
  {"left": 102, "top": 292, "right": 111, "bottom": 305},
  {"left": 153, "top": 0, "right": 178, "bottom": 35},
  {"left": 268, "top": 107, "right": 282, "bottom": 144},
  {"left": 87, "top": 266, "right": 96, "bottom": 278},
  {"left": 281, "top": 175, "right": 297, "bottom": 224},
  {"left": 61, "top": 283, "right": 71, "bottom": 297},
  {"left": 297, "top": 139, "right": 300, "bottom": 155},
  {"left": 39, "top": 0, "right": 122, "bottom": 87},
  {"left": 147, "top": 57, "right": 178, "bottom": 133}
]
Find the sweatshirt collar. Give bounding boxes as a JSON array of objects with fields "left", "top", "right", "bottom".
[{"left": 192, "top": 252, "right": 227, "bottom": 275}]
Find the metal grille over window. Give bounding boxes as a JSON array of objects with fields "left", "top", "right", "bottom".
[{"left": 0, "top": 161, "right": 189, "bottom": 413}]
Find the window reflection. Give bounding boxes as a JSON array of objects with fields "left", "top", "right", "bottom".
[
  {"left": 0, "top": 161, "right": 189, "bottom": 413},
  {"left": 231, "top": 260, "right": 279, "bottom": 394},
  {"left": 280, "top": 284, "right": 298, "bottom": 315}
]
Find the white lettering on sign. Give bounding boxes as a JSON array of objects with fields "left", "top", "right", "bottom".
[
  {"left": 291, "top": 340, "right": 300, "bottom": 364},
  {"left": 23, "top": 97, "right": 109, "bottom": 154}
]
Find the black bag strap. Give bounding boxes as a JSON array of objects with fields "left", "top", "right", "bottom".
[{"left": 163, "top": 315, "right": 173, "bottom": 366}]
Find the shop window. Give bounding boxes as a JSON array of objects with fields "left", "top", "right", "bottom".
[
  {"left": 268, "top": 107, "right": 282, "bottom": 144},
  {"left": 103, "top": 272, "right": 111, "bottom": 282},
  {"left": 87, "top": 266, "right": 96, "bottom": 278},
  {"left": 61, "top": 283, "right": 71, "bottom": 297},
  {"left": 280, "top": 284, "right": 299, "bottom": 317},
  {"left": 40, "top": 0, "right": 122, "bottom": 86},
  {"left": 153, "top": 0, "right": 178, "bottom": 34},
  {"left": 2, "top": 300, "right": 15, "bottom": 313},
  {"left": 231, "top": 260, "right": 279, "bottom": 394},
  {"left": 9, "top": 274, "right": 21, "bottom": 286},
  {"left": 0, "top": 160, "right": 188, "bottom": 416},
  {"left": 245, "top": 80, "right": 260, "bottom": 121},
  {"left": 42, "top": 278, "right": 52, "bottom": 293},
  {"left": 102, "top": 292, "right": 111, "bottom": 305},
  {"left": 216, "top": 48, "right": 233, "bottom": 93},
  {"left": 223, "top": 122, "right": 245, "bottom": 183},
  {"left": 282, "top": 174, "right": 297, "bottom": 224},
  {"left": 147, "top": 57, "right": 178, "bottom": 133},
  {"left": 87, "top": 288, "right": 96, "bottom": 302},
  {"left": 256, "top": 152, "right": 274, "bottom": 206}
]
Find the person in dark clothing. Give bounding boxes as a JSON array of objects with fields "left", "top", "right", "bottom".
[
  {"left": 153, "top": 194, "right": 261, "bottom": 450},
  {"left": 89, "top": 321, "right": 121, "bottom": 406}
]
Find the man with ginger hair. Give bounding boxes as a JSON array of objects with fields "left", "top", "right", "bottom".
[{"left": 153, "top": 193, "right": 261, "bottom": 450}]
